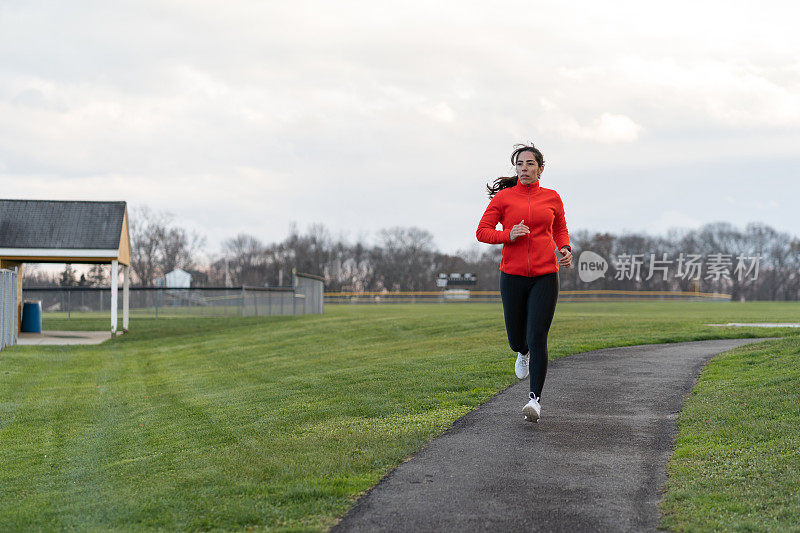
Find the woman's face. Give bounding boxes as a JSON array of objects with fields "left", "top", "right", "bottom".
[{"left": 515, "top": 150, "right": 542, "bottom": 185}]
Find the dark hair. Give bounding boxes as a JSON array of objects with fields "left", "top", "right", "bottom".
[{"left": 485, "top": 143, "right": 546, "bottom": 199}]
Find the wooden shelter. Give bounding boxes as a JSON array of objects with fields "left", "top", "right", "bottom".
[{"left": 0, "top": 199, "right": 131, "bottom": 334}]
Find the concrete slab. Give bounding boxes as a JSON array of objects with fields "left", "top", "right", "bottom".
[
  {"left": 707, "top": 322, "right": 800, "bottom": 328},
  {"left": 17, "top": 330, "right": 117, "bottom": 345}
]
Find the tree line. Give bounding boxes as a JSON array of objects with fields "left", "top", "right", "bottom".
[{"left": 28, "top": 208, "right": 800, "bottom": 301}]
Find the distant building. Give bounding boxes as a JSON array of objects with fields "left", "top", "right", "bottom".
[{"left": 165, "top": 268, "right": 192, "bottom": 288}]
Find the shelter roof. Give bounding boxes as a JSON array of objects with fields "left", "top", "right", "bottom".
[{"left": 0, "top": 200, "right": 126, "bottom": 249}]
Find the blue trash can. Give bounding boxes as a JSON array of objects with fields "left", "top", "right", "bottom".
[{"left": 21, "top": 300, "right": 42, "bottom": 333}]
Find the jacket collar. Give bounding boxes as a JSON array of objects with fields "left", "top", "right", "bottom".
[{"left": 515, "top": 179, "right": 541, "bottom": 192}]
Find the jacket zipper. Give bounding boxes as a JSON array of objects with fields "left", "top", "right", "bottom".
[{"left": 527, "top": 189, "right": 532, "bottom": 276}]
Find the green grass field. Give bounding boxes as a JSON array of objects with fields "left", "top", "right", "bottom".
[
  {"left": 659, "top": 335, "right": 800, "bottom": 531},
  {"left": 1, "top": 302, "right": 798, "bottom": 531}
]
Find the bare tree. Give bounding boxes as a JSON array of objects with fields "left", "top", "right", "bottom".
[
  {"left": 221, "top": 233, "right": 266, "bottom": 285},
  {"left": 130, "top": 206, "right": 169, "bottom": 285},
  {"left": 161, "top": 227, "right": 206, "bottom": 274},
  {"left": 130, "top": 206, "right": 206, "bottom": 285},
  {"left": 87, "top": 264, "right": 107, "bottom": 286},
  {"left": 374, "top": 226, "right": 436, "bottom": 291},
  {"left": 284, "top": 222, "right": 333, "bottom": 278},
  {"left": 147, "top": 216, "right": 800, "bottom": 299},
  {"left": 59, "top": 264, "right": 78, "bottom": 287}
]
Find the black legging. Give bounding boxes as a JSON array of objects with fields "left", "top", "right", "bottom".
[{"left": 499, "top": 270, "right": 559, "bottom": 400}]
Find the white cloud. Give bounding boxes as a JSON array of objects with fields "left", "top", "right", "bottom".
[
  {"left": 558, "top": 112, "right": 643, "bottom": 144},
  {"left": 420, "top": 102, "right": 457, "bottom": 123},
  {"left": 537, "top": 99, "right": 642, "bottom": 143},
  {"left": 1, "top": 0, "right": 800, "bottom": 254}
]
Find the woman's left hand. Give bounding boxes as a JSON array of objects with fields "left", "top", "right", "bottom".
[{"left": 558, "top": 247, "right": 573, "bottom": 268}]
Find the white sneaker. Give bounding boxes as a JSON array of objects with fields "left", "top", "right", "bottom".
[
  {"left": 522, "top": 393, "right": 541, "bottom": 423},
  {"left": 515, "top": 352, "right": 530, "bottom": 379}
]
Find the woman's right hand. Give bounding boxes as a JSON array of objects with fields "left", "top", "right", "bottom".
[{"left": 509, "top": 220, "right": 530, "bottom": 242}]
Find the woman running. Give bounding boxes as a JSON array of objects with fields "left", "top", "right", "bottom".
[{"left": 476, "top": 143, "right": 572, "bottom": 423}]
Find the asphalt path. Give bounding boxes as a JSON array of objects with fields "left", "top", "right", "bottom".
[{"left": 332, "top": 338, "right": 772, "bottom": 533}]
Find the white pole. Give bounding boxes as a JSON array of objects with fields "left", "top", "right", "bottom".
[
  {"left": 111, "top": 260, "right": 118, "bottom": 335},
  {"left": 123, "top": 264, "right": 130, "bottom": 332}
]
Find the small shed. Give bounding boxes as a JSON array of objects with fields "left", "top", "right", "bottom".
[
  {"left": 165, "top": 268, "right": 192, "bottom": 288},
  {"left": 0, "top": 199, "right": 132, "bottom": 334}
]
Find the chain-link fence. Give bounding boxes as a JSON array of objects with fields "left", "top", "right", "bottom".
[
  {"left": 1, "top": 268, "right": 18, "bottom": 351},
  {"left": 293, "top": 272, "right": 324, "bottom": 314},
  {"left": 22, "top": 272, "right": 324, "bottom": 320},
  {"left": 323, "top": 289, "right": 732, "bottom": 304}
]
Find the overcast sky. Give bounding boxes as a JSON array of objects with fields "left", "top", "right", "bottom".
[{"left": 2, "top": 0, "right": 799, "bottom": 259}]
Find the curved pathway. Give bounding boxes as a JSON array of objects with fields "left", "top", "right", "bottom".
[{"left": 333, "top": 338, "right": 772, "bottom": 532}]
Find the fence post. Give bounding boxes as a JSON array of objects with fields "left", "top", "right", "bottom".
[
  {"left": 1, "top": 271, "right": 5, "bottom": 350},
  {"left": 292, "top": 270, "right": 297, "bottom": 315},
  {"left": 110, "top": 260, "right": 118, "bottom": 335},
  {"left": 67, "top": 289, "right": 71, "bottom": 321},
  {"left": 241, "top": 286, "right": 246, "bottom": 317}
]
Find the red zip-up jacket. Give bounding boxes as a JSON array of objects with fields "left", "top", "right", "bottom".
[{"left": 476, "top": 180, "right": 570, "bottom": 277}]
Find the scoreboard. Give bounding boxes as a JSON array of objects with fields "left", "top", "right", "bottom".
[{"left": 436, "top": 273, "right": 477, "bottom": 288}]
